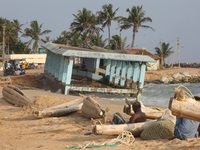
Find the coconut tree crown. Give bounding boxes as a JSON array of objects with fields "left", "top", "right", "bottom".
[
  {"left": 118, "top": 5, "right": 155, "bottom": 48},
  {"left": 22, "top": 20, "right": 51, "bottom": 53}
]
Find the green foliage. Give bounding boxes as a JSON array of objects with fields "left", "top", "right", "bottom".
[
  {"left": 97, "top": 4, "right": 119, "bottom": 48},
  {"left": 110, "top": 34, "right": 129, "bottom": 50},
  {"left": 9, "top": 40, "right": 31, "bottom": 54},
  {"left": 155, "top": 42, "right": 173, "bottom": 64},
  {"left": 118, "top": 5, "right": 154, "bottom": 48},
  {"left": 70, "top": 8, "right": 100, "bottom": 47},
  {"left": 90, "top": 32, "right": 105, "bottom": 47},
  {"left": 22, "top": 20, "right": 51, "bottom": 53}
]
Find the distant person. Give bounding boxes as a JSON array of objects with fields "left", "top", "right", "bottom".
[
  {"left": 81, "top": 61, "right": 87, "bottom": 71},
  {"left": 4, "top": 61, "right": 7, "bottom": 70},
  {"left": 111, "top": 101, "right": 146, "bottom": 124}
]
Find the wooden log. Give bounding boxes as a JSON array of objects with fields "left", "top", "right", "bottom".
[
  {"left": 7, "top": 85, "right": 30, "bottom": 100},
  {"left": 44, "top": 98, "right": 83, "bottom": 110},
  {"left": 168, "top": 97, "right": 200, "bottom": 122},
  {"left": 33, "top": 103, "right": 83, "bottom": 118},
  {"left": 92, "top": 120, "right": 156, "bottom": 136}
]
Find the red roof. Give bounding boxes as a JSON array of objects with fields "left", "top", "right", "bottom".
[{"left": 125, "top": 49, "right": 161, "bottom": 60}]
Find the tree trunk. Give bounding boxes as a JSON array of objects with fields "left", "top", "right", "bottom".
[
  {"left": 92, "top": 120, "right": 156, "bottom": 136},
  {"left": 43, "top": 98, "right": 83, "bottom": 110},
  {"left": 131, "top": 28, "right": 136, "bottom": 49},
  {"left": 8, "top": 39, "right": 9, "bottom": 55},
  {"left": 108, "top": 24, "right": 110, "bottom": 49},
  {"left": 33, "top": 103, "right": 83, "bottom": 118}
]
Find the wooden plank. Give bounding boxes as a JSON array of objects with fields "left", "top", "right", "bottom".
[
  {"left": 65, "top": 56, "right": 74, "bottom": 95},
  {"left": 62, "top": 57, "right": 69, "bottom": 83},
  {"left": 109, "top": 60, "right": 116, "bottom": 84},
  {"left": 137, "top": 63, "right": 146, "bottom": 98},
  {"left": 95, "top": 58, "right": 100, "bottom": 69},
  {"left": 120, "top": 61, "right": 127, "bottom": 87},
  {"left": 114, "top": 61, "right": 122, "bottom": 86},
  {"left": 69, "top": 86, "right": 138, "bottom": 94},
  {"left": 126, "top": 61, "right": 133, "bottom": 88},
  {"left": 105, "top": 59, "right": 111, "bottom": 80},
  {"left": 58, "top": 56, "right": 64, "bottom": 81}
]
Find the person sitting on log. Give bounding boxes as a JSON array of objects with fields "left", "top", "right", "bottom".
[
  {"left": 129, "top": 101, "right": 146, "bottom": 123},
  {"left": 170, "top": 117, "right": 200, "bottom": 140},
  {"left": 111, "top": 101, "right": 146, "bottom": 124}
]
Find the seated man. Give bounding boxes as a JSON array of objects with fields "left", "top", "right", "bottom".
[
  {"left": 111, "top": 101, "right": 146, "bottom": 124},
  {"left": 129, "top": 101, "right": 146, "bottom": 123},
  {"left": 173, "top": 117, "right": 200, "bottom": 140}
]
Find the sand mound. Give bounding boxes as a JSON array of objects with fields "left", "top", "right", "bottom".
[{"left": 21, "top": 95, "right": 70, "bottom": 114}]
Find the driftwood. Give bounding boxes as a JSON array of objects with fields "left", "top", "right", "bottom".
[
  {"left": 33, "top": 103, "right": 83, "bottom": 118},
  {"left": 92, "top": 120, "right": 156, "bottom": 136},
  {"left": 44, "top": 98, "right": 83, "bottom": 110},
  {"left": 169, "top": 97, "right": 200, "bottom": 122}
]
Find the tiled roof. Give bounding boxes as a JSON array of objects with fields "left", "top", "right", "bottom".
[{"left": 125, "top": 49, "right": 161, "bottom": 60}]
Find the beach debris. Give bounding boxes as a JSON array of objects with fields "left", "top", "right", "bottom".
[
  {"left": 2, "top": 85, "right": 31, "bottom": 106},
  {"left": 32, "top": 98, "right": 83, "bottom": 118},
  {"left": 92, "top": 120, "right": 156, "bottom": 136},
  {"left": 81, "top": 94, "right": 106, "bottom": 119},
  {"left": 140, "top": 119, "right": 175, "bottom": 140},
  {"left": 169, "top": 85, "right": 200, "bottom": 122},
  {"left": 67, "top": 131, "right": 135, "bottom": 149}
]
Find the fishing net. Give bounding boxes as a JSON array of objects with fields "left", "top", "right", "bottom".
[
  {"left": 67, "top": 131, "right": 135, "bottom": 149},
  {"left": 140, "top": 119, "right": 175, "bottom": 140}
]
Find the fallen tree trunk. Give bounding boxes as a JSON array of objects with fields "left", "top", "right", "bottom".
[
  {"left": 33, "top": 103, "right": 83, "bottom": 118},
  {"left": 92, "top": 120, "right": 156, "bottom": 136},
  {"left": 44, "top": 98, "right": 83, "bottom": 110},
  {"left": 169, "top": 97, "right": 200, "bottom": 122}
]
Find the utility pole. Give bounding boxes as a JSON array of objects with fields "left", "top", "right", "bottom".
[
  {"left": 2, "top": 26, "right": 5, "bottom": 71},
  {"left": 177, "top": 38, "right": 180, "bottom": 68},
  {"left": 171, "top": 37, "right": 179, "bottom": 68},
  {"left": 160, "top": 40, "right": 163, "bottom": 68}
]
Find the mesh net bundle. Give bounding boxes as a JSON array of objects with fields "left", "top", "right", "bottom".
[{"left": 140, "top": 119, "right": 175, "bottom": 140}]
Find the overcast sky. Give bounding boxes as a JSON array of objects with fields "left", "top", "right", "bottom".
[{"left": 1, "top": 0, "right": 200, "bottom": 63}]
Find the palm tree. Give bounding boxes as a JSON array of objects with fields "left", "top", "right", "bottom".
[
  {"left": 22, "top": 20, "right": 51, "bottom": 53},
  {"left": 110, "top": 34, "right": 130, "bottom": 50},
  {"left": 12, "top": 19, "right": 24, "bottom": 39},
  {"left": 155, "top": 42, "right": 173, "bottom": 65},
  {"left": 0, "top": 17, "right": 7, "bottom": 42},
  {"left": 5, "top": 20, "right": 17, "bottom": 54},
  {"left": 90, "top": 32, "right": 105, "bottom": 47},
  {"left": 118, "top": 5, "right": 155, "bottom": 49},
  {"left": 97, "top": 4, "right": 119, "bottom": 49},
  {"left": 70, "top": 8, "right": 100, "bottom": 48},
  {"left": 61, "top": 30, "right": 71, "bottom": 45}
]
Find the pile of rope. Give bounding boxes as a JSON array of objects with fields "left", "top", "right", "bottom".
[
  {"left": 67, "top": 131, "right": 135, "bottom": 149},
  {"left": 173, "top": 85, "right": 196, "bottom": 103}
]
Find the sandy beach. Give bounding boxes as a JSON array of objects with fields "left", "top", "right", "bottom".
[{"left": 0, "top": 68, "right": 200, "bottom": 150}]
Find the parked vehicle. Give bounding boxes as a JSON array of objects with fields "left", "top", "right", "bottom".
[{"left": 4, "top": 59, "right": 26, "bottom": 76}]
